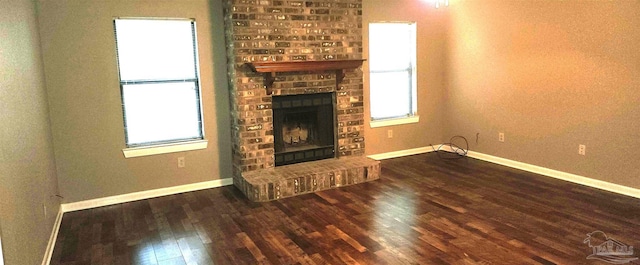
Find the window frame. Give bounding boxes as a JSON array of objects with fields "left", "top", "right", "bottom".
[
  {"left": 368, "top": 22, "right": 419, "bottom": 128},
  {"left": 113, "top": 17, "right": 207, "bottom": 157}
]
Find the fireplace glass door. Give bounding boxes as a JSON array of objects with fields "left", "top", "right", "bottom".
[{"left": 273, "top": 93, "right": 336, "bottom": 166}]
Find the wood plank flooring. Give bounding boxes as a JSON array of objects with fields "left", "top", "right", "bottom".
[{"left": 50, "top": 153, "right": 640, "bottom": 264}]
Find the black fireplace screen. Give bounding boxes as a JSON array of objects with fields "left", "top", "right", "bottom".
[{"left": 273, "top": 93, "right": 336, "bottom": 166}]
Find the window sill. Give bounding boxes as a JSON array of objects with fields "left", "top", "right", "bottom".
[
  {"left": 122, "top": 140, "right": 208, "bottom": 158},
  {"left": 370, "top": 115, "right": 419, "bottom": 128}
]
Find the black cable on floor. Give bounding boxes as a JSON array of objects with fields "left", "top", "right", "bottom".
[{"left": 430, "top": 135, "right": 469, "bottom": 159}]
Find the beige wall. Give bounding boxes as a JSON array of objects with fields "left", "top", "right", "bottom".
[
  {"left": 363, "top": 0, "right": 448, "bottom": 155},
  {"left": 446, "top": 1, "right": 640, "bottom": 188},
  {"left": 37, "top": 0, "right": 232, "bottom": 203},
  {"left": 0, "top": 0, "right": 61, "bottom": 263}
]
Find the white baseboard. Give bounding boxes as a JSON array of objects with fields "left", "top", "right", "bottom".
[
  {"left": 369, "top": 145, "right": 640, "bottom": 199},
  {"left": 61, "top": 178, "right": 233, "bottom": 213},
  {"left": 466, "top": 151, "right": 640, "bottom": 199},
  {"left": 367, "top": 146, "right": 435, "bottom": 160},
  {"left": 41, "top": 208, "right": 63, "bottom": 265}
]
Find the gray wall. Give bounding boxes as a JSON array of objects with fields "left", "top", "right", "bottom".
[
  {"left": 0, "top": 0, "right": 61, "bottom": 264},
  {"left": 446, "top": 0, "right": 640, "bottom": 188},
  {"left": 37, "top": 0, "right": 232, "bottom": 203}
]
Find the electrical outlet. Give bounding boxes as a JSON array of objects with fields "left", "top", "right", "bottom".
[
  {"left": 498, "top": 132, "right": 505, "bottom": 142},
  {"left": 387, "top": 129, "right": 393, "bottom": 138},
  {"left": 178, "top": 157, "right": 185, "bottom": 168},
  {"left": 578, "top": 144, "right": 586, "bottom": 155}
]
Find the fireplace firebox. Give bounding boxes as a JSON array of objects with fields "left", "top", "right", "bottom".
[{"left": 273, "top": 92, "right": 336, "bottom": 166}]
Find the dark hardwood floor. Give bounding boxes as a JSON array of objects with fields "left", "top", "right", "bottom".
[{"left": 50, "top": 153, "right": 640, "bottom": 265}]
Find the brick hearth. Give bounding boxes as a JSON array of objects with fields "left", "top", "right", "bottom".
[
  {"left": 236, "top": 156, "right": 379, "bottom": 202},
  {"left": 223, "top": 0, "right": 379, "bottom": 202}
]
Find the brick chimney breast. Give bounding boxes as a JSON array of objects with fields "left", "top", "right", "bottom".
[{"left": 223, "top": 0, "right": 378, "bottom": 201}]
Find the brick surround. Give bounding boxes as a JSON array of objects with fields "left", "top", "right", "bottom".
[{"left": 223, "top": 0, "right": 379, "bottom": 201}]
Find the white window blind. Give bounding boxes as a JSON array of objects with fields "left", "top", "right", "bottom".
[
  {"left": 369, "top": 22, "right": 417, "bottom": 121},
  {"left": 114, "top": 18, "right": 204, "bottom": 147}
]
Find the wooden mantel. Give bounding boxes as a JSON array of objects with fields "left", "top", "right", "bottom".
[{"left": 246, "top": 59, "right": 366, "bottom": 95}]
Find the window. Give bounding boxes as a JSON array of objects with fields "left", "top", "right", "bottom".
[
  {"left": 369, "top": 22, "right": 418, "bottom": 127},
  {"left": 114, "top": 18, "right": 204, "bottom": 150}
]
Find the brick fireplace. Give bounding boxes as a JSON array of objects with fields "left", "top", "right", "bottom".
[{"left": 223, "top": 0, "right": 380, "bottom": 202}]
